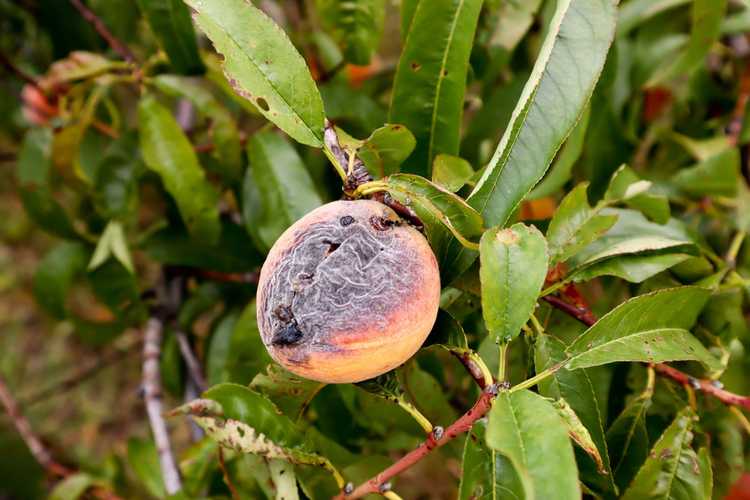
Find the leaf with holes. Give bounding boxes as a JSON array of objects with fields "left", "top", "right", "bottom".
[
  {"left": 390, "top": 0, "right": 483, "bottom": 176},
  {"left": 186, "top": 0, "right": 325, "bottom": 146}
]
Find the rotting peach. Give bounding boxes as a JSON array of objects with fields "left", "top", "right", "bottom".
[{"left": 256, "top": 199, "right": 440, "bottom": 383}]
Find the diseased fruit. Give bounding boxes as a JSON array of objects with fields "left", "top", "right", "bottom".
[{"left": 256, "top": 199, "right": 440, "bottom": 383}]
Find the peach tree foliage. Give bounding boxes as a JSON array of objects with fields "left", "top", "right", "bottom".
[{"left": 6, "top": 0, "right": 750, "bottom": 498}]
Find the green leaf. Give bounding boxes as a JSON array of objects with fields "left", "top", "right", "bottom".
[
  {"left": 606, "top": 394, "right": 651, "bottom": 491},
  {"left": 529, "top": 105, "right": 590, "bottom": 200},
  {"left": 127, "top": 438, "right": 166, "bottom": 498},
  {"left": 242, "top": 131, "right": 323, "bottom": 252},
  {"left": 566, "top": 287, "right": 721, "bottom": 371},
  {"left": 186, "top": 0, "right": 325, "bottom": 147},
  {"left": 225, "top": 301, "right": 273, "bottom": 383},
  {"left": 459, "top": 420, "right": 528, "bottom": 500},
  {"left": 152, "top": 74, "right": 243, "bottom": 180},
  {"left": 49, "top": 473, "right": 95, "bottom": 500},
  {"left": 604, "top": 165, "right": 670, "bottom": 224},
  {"left": 480, "top": 223, "right": 548, "bottom": 342},
  {"left": 251, "top": 365, "right": 325, "bottom": 420},
  {"left": 621, "top": 408, "right": 711, "bottom": 500},
  {"left": 137, "top": 0, "right": 204, "bottom": 74},
  {"left": 432, "top": 154, "right": 475, "bottom": 193},
  {"left": 88, "top": 221, "right": 134, "bottom": 273},
  {"left": 672, "top": 148, "right": 740, "bottom": 198},
  {"left": 425, "top": 309, "right": 469, "bottom": 352},
  {"left": 16, "top": 128, "right": 79, "bottom": 240},
  {"left": 92, "top": 131, "right": 143, "bottom": 219},
  {"left": 138, "top": 95, "right": 222, "bottom": 244},
  {"left": 206, "top": 312, "right": 239, "bottom": 386},
  {"left": 646, "top": 0, "right": 728, "bottom": 86},
  {"left": 33, "top": 242, "right": 90, "bottom": 318},
  {"left": 567, "top": 208, "right": 696, "bottom": 273},
  {"left": 569, "top": 253, "right": 691, "bottom": 284},
  {"left": 389, "top": 0, "right": 483, "bottom": 176},
  {"left": 546, "top": 183, "right": 618, "bottom": 265},
  {"left": 373, "top": 174, "right": 484, "bottom": 266},
  {"left": 357, "top": 124, "right": 416, "bottom": 178},
  {"left": 617, "top": 0, "right": 691, "bottom": 37},
  {"left": 486, "top": 390, "right": 581, "bottom": 500},
  {"left": 468, "top": 0, "right": 617, "bottom": 227},
  {"left": 315, "top": 0, "right": 385, "bottom": 65}
]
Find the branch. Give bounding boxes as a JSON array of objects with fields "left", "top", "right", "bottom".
[
  {"left": 727, "top": 58, "right": 750, "bottom": 146},
  {"left": 0, "top": 374, "right": 71, "bottom": 477},
  {"left": 335, "top": 384, "right": 499, "bottom": 500},
  {"left": 542, "top": 290, "right": 750, "bottom": 411},
  {"left": 68, "top": 0, "right": 136, "bottom": 63},
  {"left": 142, "top": 317, "right": 182, "bottom": 494},
  {"left": 0, "top": 51, "right": 42, "bottom": 91},
  {"left": 175, "top": 331, "right": 207, "bottom": 392}
]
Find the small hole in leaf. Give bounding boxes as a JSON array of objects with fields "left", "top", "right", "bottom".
[
  {"left": 410, "top": 61, "right": 421, "bottom": 71},
  {"left": 256, "top": 97, "right": 270, "bottom": 112}
]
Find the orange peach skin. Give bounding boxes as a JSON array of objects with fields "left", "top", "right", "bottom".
[{"left": 256, "top": 200, "right": 441, "bottom": 383}]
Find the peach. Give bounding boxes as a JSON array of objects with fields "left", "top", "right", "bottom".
[{"left": 256, "top": 199, "right": 440, "bottom": 383}]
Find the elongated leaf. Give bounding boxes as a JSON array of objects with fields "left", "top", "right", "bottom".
[
  {"left": 529, "top": 105, "right": 590, "bottom": 200},
  {"left": 460, "top": 420, "right": 528, "bottom": 500},
  {"left": 252, "top": 365, "right": 325, "bottom": 420},
  {"left": 469, "top": 0, "right": 617, "bottom": 227},
  {"left": 433, "top": 154, "right": 475, "bottom": 192},
  {"left": 617, "top": 0, "right": 691, "bottom": 37},
  {"left": 425, "top": 310, "right": 469, "bottom": 352},
  {"left": 49, "top": 473, "right": 95, "bottom": 500},
  {"left": 486, "top": 390, "right": 581, "bottom": 500},
  {"left": 569, "top": 253, "right": 690, "bottom": 284},
  {"left": 646, "top": 0, "right": 728, "bottom": 86},
  {"left": 546, "top": 183, "right": 618, "bottom": 265},
  {"left": 138, "top": 95, "right": 222, "bottom": 244},
  {"left": 88, "top": 221, "right": 134, "bottom": 273},
  {"left": 127, "top": 438, "right": 166, "bottom": 498},
  {"left": 376, "top": 173, "right": 484, "bottom": 261},
  {"left": 338, "top": 124, "right": 416, "bottom": 178},
  {"left": 138, "top": 0, "right": 204, "bottom": 74},
  {"left": 621, "top": 408, "right": 712, "bottom": 500},
  {"left": 480, "top": 223, "right": 548, "bottom": 342},
  {"left": 315, "top": 0, "right": 385, "bottom": 65},
  {"left": 186, "top": 0, "right": 325, "bottom": 146},
  {"left": 269, "top": 459, "right": 299, "bottom": 500},
  {"left": 242, "top": 131, "right": 323, "bottom": 252},
  {"left": 17, "top": 129, "right": 79, "bottom": 239},
  {"left": 206, "top": 312, "right": 239, "bottom": 385},
  {"left": 604, "top": 165, "right": 670, "bottom": 224},
  {"left": 607, "top": 395, "right": 651, "bottom": 491},
  {"left": 566, "top": 287, "right": 721, "bottom": 371},
  {"left": 389, "top": 0, "right": 483, "bottom": 176},
  {"left": 567, "top": 208, "right": 696, "bottom": 273},
  {"left": 152, "top": 74, "right": 242, "bottom": 180},
  {"left": 552, "top": 398, "right": 606, "bottom": 476}
]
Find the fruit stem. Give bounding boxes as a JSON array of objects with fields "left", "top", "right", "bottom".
[{"left": 397, "top": 397, "right": 434, "bottom": 434}]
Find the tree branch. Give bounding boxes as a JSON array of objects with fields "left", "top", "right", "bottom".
[
  {"left": 142, "top": 317, "right": 182, "bottom": 494},
  {"left": 68, "top": 0, "right": 136, "bottom": 63},
  {"left": 175, "top": 331, "right": 207, "bottom": 393},
  {"left": 335, "top": 384, "right": 499, "bottom": 500},
  {"left": 542, "top": 291, "right": 750, "bottom": 411}
]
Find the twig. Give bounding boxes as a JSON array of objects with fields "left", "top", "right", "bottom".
[
  {"left": 68, "top": 0, "right": 136, "bottom": 63},
  {"left": 21, "top": 341, "right": 139, "bottom": 407},
  {"left": 450, "top": 351, "right": 492, "bottom": 389},
  {"left": 142, "top": 317, "right": 182, "bottom": 494},
  {"left": 0, "top": 374, "right": 71, "bottom": 477},
  {"left": 175, "top": 331, "right": 207, "bottom": 392},
  {"left": 218, "top": 447, "right": 240, "bottom": 500},
  {"left": 727, "top": 58, "right": 750, "bottom": 146},
  {"left": 0, "top": 51, "right": 42, "bottom": 91},
  {"left": 335, "top": 384, "right": 499, "bottom": 500},
  {"left": 193, "top": 269, "right": 259, "bottom": 285},
  {"left": 543, "top": 290, "right": 750, "bottom": 411}
]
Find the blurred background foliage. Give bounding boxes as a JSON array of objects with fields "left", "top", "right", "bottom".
[{"left": 1, "top": 0, "right": 750, "bottom": 498}]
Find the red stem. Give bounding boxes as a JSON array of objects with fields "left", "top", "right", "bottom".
[
  {"left": 543, "top": 291, "right": 750, "bottom": 411},
  {"left": 336, "top": 385, "right": 499, "bottom": 499},
  {"left": 68, "top": 0, "right": 136, "bottom": 63}
]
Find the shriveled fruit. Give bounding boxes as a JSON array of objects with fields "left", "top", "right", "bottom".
[{"left": 256, "top": 199, "right": 440, "bottom": 383}]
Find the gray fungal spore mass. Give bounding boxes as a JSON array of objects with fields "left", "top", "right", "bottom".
[{"left": 260, "top": 212, "right": 416, "bottom": 358}]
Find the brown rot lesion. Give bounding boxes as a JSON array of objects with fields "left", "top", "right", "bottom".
[{"left": 271, "top": 321, "right": 305, "bottom": 346}]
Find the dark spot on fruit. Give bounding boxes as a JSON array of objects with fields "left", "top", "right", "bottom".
[
  {"left": 256, "top": 97, "right": 270, "bottom": 111},
  {"left": 272, "top": 322, "right": 304, "bottom": 346},
  {"left": 370, "top": 215, "right": 397, "bottom": 231},
  {"left": 273, "top": 304, "right": 294, "bottom": 322},
  {"left": 340, "top": 215, "right": 355, "bottom": 226},
  {"left": 322, "top": 239, "right": 341, "bottom": 256}
]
